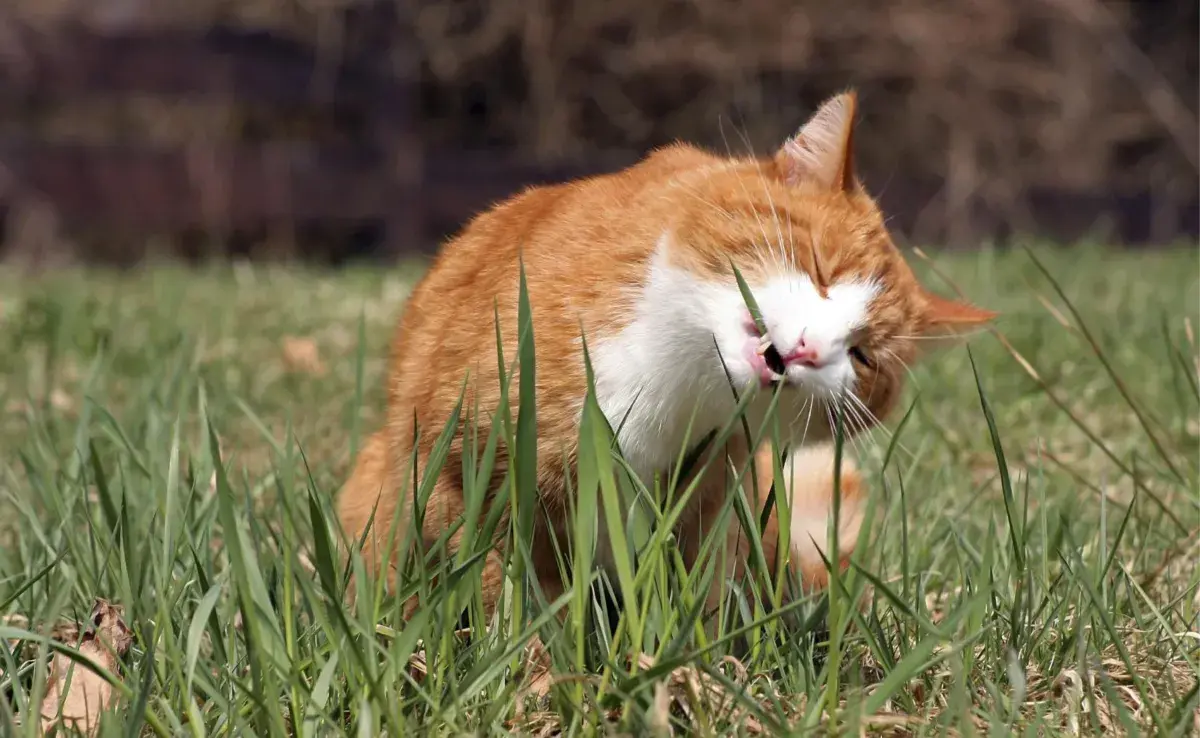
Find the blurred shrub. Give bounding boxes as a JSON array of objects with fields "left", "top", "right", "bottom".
[{"left": 2, "top": 0, "right": 1196, "bottom": 256}]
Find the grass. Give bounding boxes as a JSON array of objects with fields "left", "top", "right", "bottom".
[{"left": 0, "top": 242, "right": 1197, "bottom": 735}]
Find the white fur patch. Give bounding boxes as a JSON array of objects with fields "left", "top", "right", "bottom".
[
  {"left": 588, "top": 236, "right": 878, "bottom": 481},
  {"left": 588, "top": 247, "right": 739, "bottom": 482},
  {"left": 753, "top": 273, "right": 878, "bottom": 397}
]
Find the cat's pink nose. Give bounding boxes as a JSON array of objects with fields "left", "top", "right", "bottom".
[{"left": 780, "top": 338, "right": 826, "bottom": 368}]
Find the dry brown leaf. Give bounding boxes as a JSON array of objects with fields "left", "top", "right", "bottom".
[
  {"left": 407, "top": 649, "right": 428, "bottom": 681},
  {"left": 635, "top": 653, "right": 762, "bottom": 734},
  {"left": 407, "top": 628, "right": 474, "bottom": 683},
  {"left": 861, "top": 713, "right": 927, "bottom": 736},
  {"left": 39, "top": 599, "right": 132, "bottom": 737},
  {"left": 4, "top": 614, "right": 80, "bottom": 661},
  {"left": 281, "top": 336, "right": 326, "bottom": 375},
  {"left": 649, "top": 676, "right": 673, "bottom": 736}
]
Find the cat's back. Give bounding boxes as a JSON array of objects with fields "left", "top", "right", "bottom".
[
  {"left": 392, "top": 145, "right": 718, "bottom": 352},
  {"left": 409, "top": 142, "right": 715, "bottom": 303},
  {"left": 383, "top": 144, "right": 723, "bottom": 444}
]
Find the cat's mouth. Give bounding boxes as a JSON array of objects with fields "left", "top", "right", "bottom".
[
  {"left": 761, "top": 342, "right": 787, "bottom": 377},
  {"left": 754, "top": 337, "right": 788, "bottom": 385}
]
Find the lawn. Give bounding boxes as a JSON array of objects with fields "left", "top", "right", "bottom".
[{"left": 0, "top": 243, "right": 1197, "bottom": 735}]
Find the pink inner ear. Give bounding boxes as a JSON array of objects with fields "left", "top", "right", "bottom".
[{"left": 776, "top": 91, "right": 858, "bottom": 192}]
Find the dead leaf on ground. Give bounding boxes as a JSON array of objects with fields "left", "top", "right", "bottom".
[
  {"left": 39, "top": 599, "right": 132, "bottom": 737},
  {"left": 649, "top": 674, "right": 672, "bottom": 736},
  {"left": 281, "top": 336, "right": 326, "bottom": 375},
  {"left": 4, "top": 614, "right": 83, "bottom": 679},
  {"left": 406, "top": 628, "right": 474, "bottom": 684},
  {"left": 634, "top": 652, "right": 763, "bottom": 734}
]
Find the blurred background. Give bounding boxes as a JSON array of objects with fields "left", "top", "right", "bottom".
[{"left": 0, "top": 0, "right": 1196, "bottom": 266}]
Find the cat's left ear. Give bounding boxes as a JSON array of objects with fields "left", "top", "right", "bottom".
[
  {"left": 919, "top": 290, "right": 998, "bottom": 340},
  {"left": 775, "top": 90, "right": 858, "bottom": 192}
]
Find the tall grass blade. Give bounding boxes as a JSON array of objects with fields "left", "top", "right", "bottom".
[
  {"left": 967, "top": 347, "right": 1024, "bottom": 570},
  {"left": 1022, "top": 244, "right": 1185, "bottom": 483}
]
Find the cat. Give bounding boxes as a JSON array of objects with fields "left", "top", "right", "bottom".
[{"left": 336, "top": 90, "right": 995, "bottom": 645}]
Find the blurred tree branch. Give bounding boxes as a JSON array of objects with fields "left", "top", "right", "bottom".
[{"left": 2, "top": 0, "right": 1195, "bottom": 250}]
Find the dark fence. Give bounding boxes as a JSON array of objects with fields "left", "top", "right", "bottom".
[{"left": 1, "top": 24, "right": 1195, "bottom": 265}]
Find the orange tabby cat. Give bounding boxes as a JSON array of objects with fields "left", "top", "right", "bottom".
[{"left": 337, "top": 90, "right": 995, "bottom": 626}]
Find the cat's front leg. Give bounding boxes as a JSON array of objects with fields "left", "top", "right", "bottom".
[
  {"left": 756, "top": 442, "right": 866, "bottom": 595},
  {"left": 678, "top": 439, "right": 867, "bottom": 637}
]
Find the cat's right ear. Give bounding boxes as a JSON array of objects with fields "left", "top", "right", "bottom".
[
  {"left": 917, "top": 289, "right": 999, "bottom": 343},
  {"left": 775, "top": 91, "right": 858, "bottom": 192}
]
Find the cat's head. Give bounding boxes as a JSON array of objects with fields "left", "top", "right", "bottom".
[{"left": 656, "top": 90, "right": 996, "bottom": 435}]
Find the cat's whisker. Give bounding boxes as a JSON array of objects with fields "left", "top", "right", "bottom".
[
  {"left": 845, "top": 390, "right": 915, "bottom": 463},
  {"left": 823, "top": 402, "right": 869, "bottom": 462},
  {"left": 828, "top": 396, "right": 873, "bottom": 462},
  {"left": 839, "top": 392, "right": 867, "bottom": 433},
  {"left": 739, "top": 130, "right": 790, "bottom": 270},
  {"left": 823, "top": 401, "right": 857, "bottom": 457},
  {"left": 727, "top": 120, "right": 783, "bottom": 261},
  {"left": 881, "top": 347, "right": 922, "bottom": 387},
  {"left": 673, "top": 178, "right": 738, "bottom": 225},
  {"left": 861, "top": 369, "right": 881, "bottom": 414},
  {"left": 683, "top": 172, "right": 793, "bottom": 281},
  {"left": 843, "top": 390, "right": 879, "bottom": 433},
  {"left": 893, "top": 331, "right": 988, "bottom": 342},
  {"left": 833, "top": 389, "right": 872, "bottom": 445},
  {"left": 853, "top": 403, "right": 886, "bottom": 459},
  {"left": 799, "top": 394, "right": 816, "bottom": 450},
  {"left": 683, "top": 192, "right": 737, "bottom": 224},
  {"left": 820, "top": 403, "right": 849, "bottom": 451},
  {"left": 784, "top": 398, "right": 802, "bottom": 440},
  {"left": 718, "top": 119, "right": 781, "bottom": 270},
  {"left": 783, "top": 396, "right": 813, "bottom": 462},
  {"left": 837, "top": 393, "right": 877, "bottom": 459}
]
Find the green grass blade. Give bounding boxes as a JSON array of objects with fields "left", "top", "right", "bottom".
[{"left": 968, "top": 347, "right": 1024, "bottom": 570}]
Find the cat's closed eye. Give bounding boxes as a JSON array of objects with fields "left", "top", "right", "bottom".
[{"left": 848, "top": 346, "right": 873, "bottom": 369}]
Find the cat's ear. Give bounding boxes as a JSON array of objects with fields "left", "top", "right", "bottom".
[
  {"left": 919, "top": 290, "right": 998, "bottom": 340},
  {"left": 775, "top": 91, "right": 858, "bottom": 191}
]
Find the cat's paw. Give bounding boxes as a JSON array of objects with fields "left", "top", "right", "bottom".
[{"left": 779, "top": 443, "right": 866, "bottom": 591}]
